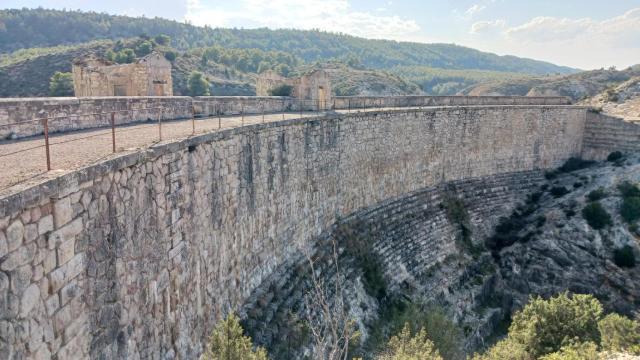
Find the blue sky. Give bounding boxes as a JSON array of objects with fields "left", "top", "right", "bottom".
[{"left": 4, "top": 0, "right": 640, "bottom": 69}]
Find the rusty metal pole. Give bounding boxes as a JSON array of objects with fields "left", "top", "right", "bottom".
[
  {"left": 43, "top": 117, "right": 51, "bottom": 171},
  {"left": 191, "top": 103, "right": 196, "bottom": 135},
  {"left": 110, "top": 112, "right": 116, "bottom": 153},
  {"left": 158, "top": 109, "right": 163, "bottom": 141}
]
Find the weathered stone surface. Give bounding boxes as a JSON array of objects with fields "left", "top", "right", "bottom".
[
  {"left": 0, "top": 243, "right": 35, "bottom": 272},
  {"left": 53, "top": 198, "right": 72, "bottom": 229},
  {"left": 0, "top": 231, "right": 7, "bottom": 258},
  {"left": 37, "top": 215, "right": 53, "bottom": 236},
  {"left": 6, "top": 220, "right": 24, "bottom": 253},
  {"left": 19, "top": 284, "right": 39, "bottom": 318}
]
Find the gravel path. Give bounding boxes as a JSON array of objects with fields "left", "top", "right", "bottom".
[{"left": 0, "top": 109, "right": 384, "bottom": 192}]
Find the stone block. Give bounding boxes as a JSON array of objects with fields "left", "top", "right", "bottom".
[
  {"left": 6, "top": 220, "right": 24, "bottom": 252},
  {"left": 45, "top": 295, "right": 59, "bottom": 317},
  {"left": 37, "top": 215, "right": 53, "bottom": 236},
  {"left": 1, "top": 243, "right": 36, "bottom": 272},
  {"left": 0, "top": 231, "right": 7, "bottom": 259},
  {"left": 19, "top": 284, "right": 40, "bottom": 318},
  {"left": 47, "top": 217, "right": 82, "bottom": 250},
  {"left": 42, "top": 249, "right": 57, "bottom": 275},
  {"left": 53, "top": 304, "right": 72, "bottom": 337},
  {"left": 56, "top": 236, "right": 75, "bottom": 267},
  {"left": 53, "top": 198, "right": 72, "bottom": 229},
  {"left": 32, "top": 345, "right": 51, "bottom": 360},
  {"left": 59, "top": 281, "right": 79, "bottom": 306},
  {"left": 24, "top": 224, "right": 38, "bottom": 243}
]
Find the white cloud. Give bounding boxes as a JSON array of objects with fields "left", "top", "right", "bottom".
[
  {"left": 184, "top": 0, "right": 420, "bottom": 40},
  {"left": 505, "top": 7, "right": 640, "bottom": 45},
  {"left": 470, "top": 19, "right": 505, "bottom": 34},
  {"left": 466, "top": 7, "right": 640, "bottom": 69},
  {"left": 464, "top": 4, "right": 486, "bottom": 19}
]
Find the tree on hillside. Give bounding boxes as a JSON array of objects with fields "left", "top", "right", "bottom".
[
  {"left": 188, "top": 71, "right": 210, "bottom": 96},
  {"left": 154, "top": 34, "right": 171, "bottom": 46},
  {"left": 135, "top": 40, "right": 153, "bottom": 57},
  {"left": 164, "top": 51, "right": 177, "bottom": 62},
  {"left": 115, "top": 48, "right": 136, "bottom": 64},
  {"left": 49, "top": 71, "right": 74, "bottom": 96},
  {"left": 202, "top": 313, "right": 268, "bottom": 360},
  {"left": 378, "top": 324, "right": 442, "bottom": 360}
]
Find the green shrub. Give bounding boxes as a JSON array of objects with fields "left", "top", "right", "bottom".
[
  {"left": 203, "top": 313, "right": 268, "bottom": 360},
  {"left": 559, "top": 158, "right": 595, "bottom": 173},
  {"left": 188, "top": 71, "right": 211, "bottom": 96},
  {"left": 338, "top": 222, "right": 387, "bottom": 300},
  {"left": 550, "top": 186, "right": 570, "bottom": 198},
  {"left": 135, "top": 40, "right": 153, "bottom": 57},
  {"left": 586, "top": 188, "right": 607, "bottom": 202},
  {"left": 618, "top": 181, "right": 640, "bottom": 198},
  {"left": 378, "top": 323, "right": 442, "bottom": 360},
  {"left": 607, "top": 151, "right": 624, "bottom": 162},
  {"left": 48, "top": 71, "right": 73, "bottom": 96},
  {"left": 164, "top": 51, "right": 177, "bottom": 62},
  {"left": 469, "top": 339, "right": 530, "bottom": 360},
  {"left": 582, "top": 202, "right": 613, "bottom": 229},
  {"left": 115, "top": 48, "right": 135, "bottom": 63},
  {"left": 507, "top": 293, "right": 603, "bottom": 358},
  {"left": 539, "top": 341, "right": 599, "bottom": 360},
  {"left": 613, "top": 245, "right": 636, "bottom": 268},
  {"left": 268, "top": 84, "right": 293, "bottom": 96},
  {"left": 364, "top": 301, "right": 462, "bottom": 360},
  {"left": 442, "top": 195, "right": 478, "bottom": 254},
  {"left": 545, "top": 170, "right": 559, "bottom": 180},
  {"left": 598, "top": 313, "right": 640, "bottom": 355},
  {"left": 620, "top": 196, "right": 640, "bottom": 223}
]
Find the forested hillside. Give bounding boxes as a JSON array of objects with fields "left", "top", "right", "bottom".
[{"left": 0, "top": 8, "right": 577, "bottom": 75}]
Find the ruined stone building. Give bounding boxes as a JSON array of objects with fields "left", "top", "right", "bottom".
[
  {"left": 256, "top": 69, "right": 332, "bottom": 109},
  {"left": 72, "top": 52, "right": 173, "bottom": 97}
]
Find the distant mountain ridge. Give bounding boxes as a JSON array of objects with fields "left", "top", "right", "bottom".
[{"left": 0, "top": 8, "right": 578, "bottom": 76}]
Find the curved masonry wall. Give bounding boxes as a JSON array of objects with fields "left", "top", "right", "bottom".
[
  {"left": 0, "top": 106, "right": 586, "bottom": 358},
  {"left": 581, "top": 112, "right": 640, "bottom": 160}
]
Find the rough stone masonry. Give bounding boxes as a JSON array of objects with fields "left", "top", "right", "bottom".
[{"left": 0, "top": 103, "right": 635, "bottom": 359}]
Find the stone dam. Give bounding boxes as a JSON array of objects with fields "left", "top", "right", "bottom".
[{"left": 1, "top": 96, "right": 640, "bottom": 359}]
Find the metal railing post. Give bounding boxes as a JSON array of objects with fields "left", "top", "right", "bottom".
[
  {"left": 282, "top": 99, "right": 285, "bottom": 120},
  {"left": 262, "top": 105, "right": 265, "bottom": 123},
  {"left": 348, "top": 99, "right": 351, "bottom": 113},
  {"left": 43, "top": 117, "right": 51, "bottom": 171},
  {"left": 158, "top": 109, "right": 163, "bottom": 141},
  {"left": 191, "top": 103, "right": 196, "bottom": 135},
  {"left": 110, "top": 112, "right": 116, "bottom": 153},
  {"left": 241, "top": 104, "right": 244, "bottom": 126}
]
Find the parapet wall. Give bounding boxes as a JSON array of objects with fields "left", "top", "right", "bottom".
[
  {"left": 581, "top": 111, "right": 640, "bottom": 160},
  {"left": 332, "top": 95, "right": 571, "bottom": 109},
  {"left": 0, "top": 95, "right": 570, "bottom": 139},
  {"left": 0, "top": 106, "right": 586, "bottom": 358}
]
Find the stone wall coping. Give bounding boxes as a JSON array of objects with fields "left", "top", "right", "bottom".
[
  {"left": 0, "top": 104, "right": 587, "bottom": 217},
  {"left": 333, "top": 95, "right": 570, "bottom": 100},
  {"left": 0, "top": 95, "right": 570, "bottom": 104},
  {"left": 0, "top": 96, "right": 193, "bottom": 104}
]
